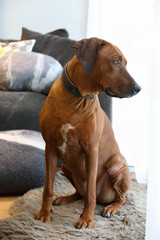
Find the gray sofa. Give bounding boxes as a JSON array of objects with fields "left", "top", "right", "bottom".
[
  {"left": 0, "top": 28, "right": 112, "bottom": 195},
  {"left": 0, "top": 27, "right": 112, "bottom": 132}
]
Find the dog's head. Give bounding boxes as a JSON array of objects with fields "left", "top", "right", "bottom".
[{"left": 73, "top": 38, "right": 141, "bottom": 98}]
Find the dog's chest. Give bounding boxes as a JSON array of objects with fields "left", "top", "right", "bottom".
[
  {"left": 56, "top": 123, "right": 82, "bottom": 160},
  {"left": 58, "top": 123, "right": 74, "bottom": 154}
]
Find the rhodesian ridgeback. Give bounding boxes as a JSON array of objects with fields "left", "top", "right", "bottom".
[{"left": 36, "top": 37, "right": 141, "bottom": 229}]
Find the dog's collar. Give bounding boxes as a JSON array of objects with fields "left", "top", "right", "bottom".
[{"left": 61, "top": 63, "right": 94, "bottom": 99}]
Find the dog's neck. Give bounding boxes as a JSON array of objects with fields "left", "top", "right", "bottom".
[
  {"left": 62, "top": 64, "right": 94, "bottom": 99},
  {"left": 65, "top": 56, "right": 103, "bottom": 97}
]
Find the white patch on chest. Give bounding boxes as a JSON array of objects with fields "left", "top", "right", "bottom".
[{"left": 59, "top": 123, "right": 74, "bottom": 154}]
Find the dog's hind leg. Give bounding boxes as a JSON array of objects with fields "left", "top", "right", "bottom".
[
  {"left": 53, "top": 165, "right": 82, "bottom": 206},
  {"left": 101, "top": 154, "right": 131, "bottom": 218}
]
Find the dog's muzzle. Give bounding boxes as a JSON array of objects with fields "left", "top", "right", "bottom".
[{"left": 105, "top": 83, "right": 141, "bottom": 98}]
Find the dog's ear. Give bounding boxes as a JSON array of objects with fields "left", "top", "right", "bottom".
[{"left": 73, "top": 38, "right": 106, "bottom": 74}]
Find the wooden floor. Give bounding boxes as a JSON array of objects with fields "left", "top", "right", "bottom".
[
  {"left": 0, "top": 196, "right": 18, "bottom": 219},
  {"left": 0, "top": 169, "right": 62, "bottom": 220}
]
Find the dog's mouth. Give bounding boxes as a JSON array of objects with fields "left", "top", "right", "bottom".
[
  {"left": 105, "top": 82, "right": 141, "bottom": 99},
  {"left": 105, "top": 87, "right": 132, "bottom": 98},
  {"left": 105, "top": 87, "right": 119, "bottom": 98}
]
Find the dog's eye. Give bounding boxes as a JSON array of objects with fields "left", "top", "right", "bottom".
[{"left": 113, "top": 59, "right": 121, "bottom": 67}]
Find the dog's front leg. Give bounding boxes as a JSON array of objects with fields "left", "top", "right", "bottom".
[
  {"left": 75, "top": 147, "right": 98, "bottom": 229},
  {"left": 36, "top": 144, "right": 58, "bottom": 222}
]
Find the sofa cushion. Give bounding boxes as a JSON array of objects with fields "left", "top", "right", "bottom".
[
  {"left": 0, "top": 51, "right": 62, "bottom": 95},
  {"left": 0, "top": 39, "right": 36, "bottom": 56},
  {"left": 0, "top": 130, "right": 62, "bottom": 195},
  {"left": 0, "top": 130, "right": 45, "bottom": 195},
  {"left": 21, "top": 27, "right": 75, "bottom": 67},
  {"left": 0, "top": 92, "right": 46, "bottom": 132},
  {"left": 0, "top": 129, "right": 45, "bottom": 150}
]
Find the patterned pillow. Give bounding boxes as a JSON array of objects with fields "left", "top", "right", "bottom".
[
  {"left": 0, "top": 39, "right": 36, "bottom": 56},
  {"left": 0, "top": 51, "right": 62, "bottom": 95}
]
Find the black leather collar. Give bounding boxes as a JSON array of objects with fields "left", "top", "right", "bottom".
[{"left": 61, "top": 63, "right": 94, "bottom": 99}]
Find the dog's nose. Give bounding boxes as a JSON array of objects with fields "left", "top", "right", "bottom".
[{"left": 133, "top": 83, "right": 141, "bottom": 95}]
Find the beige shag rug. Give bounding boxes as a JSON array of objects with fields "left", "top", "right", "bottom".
[{"left": 0, "top": 171, "right": 147, "bottom": 240}]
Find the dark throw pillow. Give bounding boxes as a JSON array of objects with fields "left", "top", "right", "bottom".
[
  {"left": 21, "top": 27, "right": 76, "bottom": 67},
  {"left": 46, "top": 28, "right": 69, "bottom": 38}
]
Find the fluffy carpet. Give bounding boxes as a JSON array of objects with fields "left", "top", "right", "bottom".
[{"left": 0, "top": 171, "right": 147, "bottom": 240}]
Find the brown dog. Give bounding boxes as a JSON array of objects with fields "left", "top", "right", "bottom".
[{"left": 36, "top": 38, "right": 141, "bottom": 229}]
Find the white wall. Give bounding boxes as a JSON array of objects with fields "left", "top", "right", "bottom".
[{"left": 0, "top": 0, "right": 89, "bottom": 40}]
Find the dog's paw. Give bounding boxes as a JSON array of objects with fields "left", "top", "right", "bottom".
[
  {"left": 52, "top": 193, "right": 81, "bottom": 206},
  {"left": 36, "top": 209, "right": 54, "bottom": 223},
  {"left": 101, "top": 204, "right": 118, "bottom": 218},
  {"left": 75, "top": 217, "right": 94, "bottom": 229},
  {"left": 52, "top": 197, "right": 63, "bottom": 206}
]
